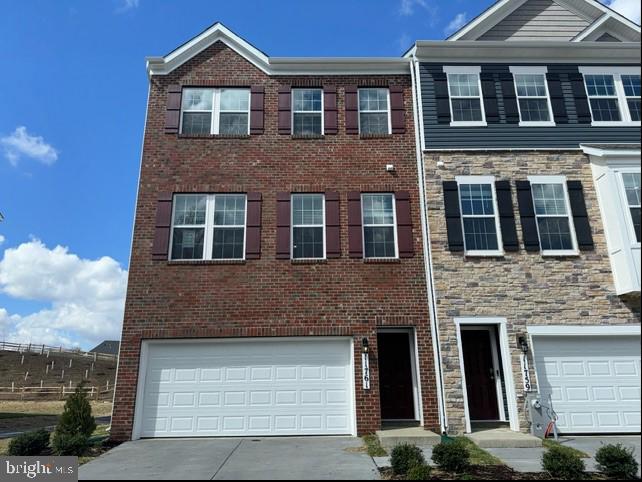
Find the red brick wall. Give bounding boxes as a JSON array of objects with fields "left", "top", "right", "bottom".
[{"left": 111, "top": 41, "right": 439, "bottom": 441}]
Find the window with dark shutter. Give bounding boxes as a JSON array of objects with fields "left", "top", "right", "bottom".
[
  {"left": 495, "top": 181, "right": 519, "bottom": 251},
  {"left": 152, "top": 192, "right": 174, "bottom": 259},
  {"left": 324, "top": 86, "right": 338, "bottom": 135},
  {"left": 442, "top": 181, "right": 464, "bottom": 252},
  {"left": 434, "top": 73, "right": 451, "bottom": 124},
  {"left": 276, "top": 192, "right": 291, "bottom": 258},
  {"left": 480, "top": 73, "right": 499, "bottom": 123},
  {"left": 347, "top": 191, "right": 363, "bottom": 257},
  {"left": 390, "top": 86, "right": 405, "bottom": 133},
  {"left": 500, "top": 74, "right": 520, "bottom": 124},
  {"left": 165, "top": 85, "right": 182, "bottom": 134},
  {"left": 245, "top": 192, "right": 262, "bottom": 259},
  {"left": 569, "top": 73, "right": 593, "bottom": 124},
  {"left": 325, "top": 191, "right": 341, "bottom": 258},
  {"left": 345, "top": 86, "right": 359, "bottom": 134},
  {"left": 395, "top": 191, "right": 413, "bottom": 257},
  {"left": 516, "top": 181, "right": 541, "bottom": 252},
  {"left": 546, "top": 73, "right": 568, "bottom": 124},
  {"left": 250, "top": 86, "right": 264, "bottom": 135},
  {"left": 278, "top": 86, "right": 292, "bottom": 135},
  {"left": 566, "top": 181, "right": 594, "bottom": 250}
]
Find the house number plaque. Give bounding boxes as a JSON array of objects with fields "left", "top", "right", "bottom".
[{"left": 362, "top": 353, "right": 371, "bottom": 390}]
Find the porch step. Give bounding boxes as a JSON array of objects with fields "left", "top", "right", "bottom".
[
  {"left": 376, "top": 427, "right": 441, "bottom": 450},
  {"left": 465, "top": 428, "right": 542, "bottom": 448}
]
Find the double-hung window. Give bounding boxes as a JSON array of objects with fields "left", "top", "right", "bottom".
[
  {"left": 170, "top": 194, "right": 246, "bottom": 261},
  {"left": 528, "top": 176, "right": 578, "bottom": 255},
  {"left": 292, "top": 89, "right": 323, "bottom": 136},
  {"left": 580, "top": 67, "right": 641, "bottom": 126},
  {"left": 510, "top": 67, "right": 554, "bottom": 126},
  {"left": 181, "top": 88, "right": 250, "bottom": 135},
  {"left": 358, "top": 88, "right": 391, "bottom": 135},
  {"left": 456, "top": 177, "right": 503, "bottom": 255},
  {"left": 362, "top": 193, "right": 397, "bottom": 258},
  {"left": 621, "top": 171, "right": 641, "bottom": 243},
  {"left": 291, "top": 194, "right": 325, "bottom": 259},
  {"left": 444, "top": 66, "right": 486, "bottom": 126}
]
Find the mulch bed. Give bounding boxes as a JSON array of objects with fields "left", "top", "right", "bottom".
[{"left": 380, "top": 465, "right": 610, "bottom": 480}]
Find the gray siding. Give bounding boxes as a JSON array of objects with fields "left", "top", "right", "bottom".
[
  {"left": 596, "top": 32, "right": 621, "bottom": 42},
  {"left": 420, "top": 63, "right": 642, "bottom": 150},
  {"left": 478, "top": 0, "right": 591, "bottom": 41}
]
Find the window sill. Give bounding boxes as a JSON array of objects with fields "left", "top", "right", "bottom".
[
  {"left": 359, "top": 133, "right": 393, "bottom": 139},
  {"left": 167, "top": 259, "right": 247, "bottom": 265},
  {"left": 363, "top": 257, "right": 401, "bottom": 264},
  {"left": 519, "top": 121, "right": 556, "bottom": 127},
  {"left": 540, "top": 250, "right": 580, "bottom": 258},
  {"left": 177, "top": 134, "right": 251, "bottom": 139},
  {"left": 291, "top": 258, "right": 328, "bottom": 265},
  {"left": 464, "top": 251, "right": 505, "bottom": 258},
  {"left": 450, "top": 121, "right": 487, "bottom": 127},
  {"left": 591, "top": 121, "right": 641, "bottom": 127},
  {"left": 290, "top": 134, "right": 325, "bottom": 140}
]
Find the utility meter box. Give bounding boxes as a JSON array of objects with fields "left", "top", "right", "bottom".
[{"left": 527, "top": 392, "right": 548, "bottom": 439}]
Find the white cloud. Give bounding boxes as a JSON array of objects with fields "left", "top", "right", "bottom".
[
  {"left": 0, "top": 240, "right": 127, "bottom": 349},
  {"left": 605, "top": 0, "right": 641, "bottom": 24},
  {"left": 400, "top": 0, "right": 427, "bottom": 16},
  {"left": 445, "top": 12, "right": 468, "bottom": 36},
  {"left": 116, "top": 0, "right": 139, "bottom": 13},
  {"left": 1, "top": 126, "right": 58, "bottom": 167},
  {"left": 0, "top": 235, "right": 4, "bottom": 246}
]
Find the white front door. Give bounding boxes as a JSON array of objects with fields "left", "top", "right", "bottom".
[
  {"left": 135, "top": 338, "right": 355, "bottom": 438},
  {"left": 532, "top": 334, "right": 641, "bottom": 433}
]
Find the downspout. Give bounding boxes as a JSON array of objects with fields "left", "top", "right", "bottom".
[{"left": 410, "top": 53, "right": 448, "bottom": 434}]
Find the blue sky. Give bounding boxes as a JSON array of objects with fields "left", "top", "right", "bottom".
[{"left": 0, "top": 0, "right": 638, "bottom": 349}]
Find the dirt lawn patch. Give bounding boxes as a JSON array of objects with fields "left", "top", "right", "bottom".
[{"left": 0, "top": 401, "right": 112, "bottom": 434}]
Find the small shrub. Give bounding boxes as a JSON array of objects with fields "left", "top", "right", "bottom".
[
  {"left": 432, "top": 439, "right": 470, "bottom": 473},
  {"left": 542, "top": 445, "right": 585, "bottom": 480},
  {"left": 390, "top": 443, "right": 426, "bottom": 476},
  {"left": 407, "top": 463, "right": 432, "bottom": 480},
  {"left": 56, "top": 383, "right": 96, "bottom": 438},
  {"left": 7, "top": 429, "right": 50, "bottom": 456},
  {"left": 51, "top": 432, "right": 90, "bottom": 456},
  {"left": 595, "top": 443, "right": 639, "bottom": 480}
]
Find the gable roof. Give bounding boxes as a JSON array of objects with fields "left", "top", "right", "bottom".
[
  {"left": 89, "top": 340, "right": 120, "bottom": 356},
  {"left": 146, "top": 22, "right": 410, "bottom": 77},
  {"left": 447, "top": 0, "right": 640, "bottom": 42}
]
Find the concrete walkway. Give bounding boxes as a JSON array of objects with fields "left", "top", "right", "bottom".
[{"left": 79, "top": 437, "right": 379, "bottom": 480}]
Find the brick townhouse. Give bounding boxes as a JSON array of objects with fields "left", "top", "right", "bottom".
[{"left": 110, "top": 23, "right": 440, "bottom": 441}]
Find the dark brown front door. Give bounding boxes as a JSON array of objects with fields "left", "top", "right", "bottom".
[
  {"left": 461, "top": 329, "right": 500, "bottom": 421},
  {"left": 378, "top": 332, "right": 415, "bottom": 420}
]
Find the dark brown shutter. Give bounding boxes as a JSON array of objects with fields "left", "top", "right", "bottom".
[
  {"left": 165, "top": 85, "right": 182, "bottom": 134},
  {"left": 443, "top": 181, "right": 464, "bottom": 252},
  {"left": 569, "top": 73, "right": 592, "bottom": 124},
  {"left": 480, "top": 73, "right": 499, "bottom": 123},
  {"left": 546, "top": 73, "right": 568, "bottom": 124},
  {"left": 345, "top": 86, "right": 359, "bottom": 134},
  {"left": 434, "top": 73, "right": 451, "bottom": 124},
  {"left": 324, "top": 86, "right": 338, "bottom": 135},
  {"left": 495, "top": 181, "right": 519, "bottom": 252},
  {"left": 395, "top": 191, "right": 413, "bottom": 257},
  {"left": 325, "top": 191, "right": 341, "bottom": 258},
  {"left": 516, "top": 181, "right": 540, "bottom": 252},
  {"left": 566, "top": 181, "right": 594, "bottom": 250},
  {"left": 152, "top": 192, "right": 173, "bottom": 260},
  {"left": 245, "top": 192, "right": 262, "bottom": 259},
  {"left": 276, "top": 192, "right": 291, "bottom": 258},
  {"left": 250, "top": 86, "right": 264, "bottom": 135},
  {"left": 390, "top": 85, "right": 405, "bottom": 134},
  {"left": 501, "top": 74, "right": 520, "bottom": 124},
  {"left": 278, "top": 86, "right": 291, "bottom": 135},
  {"left": 347, "top": 191, "right": 363, "bottom": 257}
]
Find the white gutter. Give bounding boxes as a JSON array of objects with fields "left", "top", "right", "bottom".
[{"left": 410, "top": 53, "right": 448, "bottom": 434}]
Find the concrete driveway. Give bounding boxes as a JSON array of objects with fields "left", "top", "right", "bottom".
[{"left": 79, "top": 437, "right": 379, "bottom": 480}]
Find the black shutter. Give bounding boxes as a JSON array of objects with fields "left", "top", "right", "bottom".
[
  {"left": 495, "top": 181, "right": 519, "bottom": 252},
  {"left": 500, "top": 74, "right": 520, "bottom": 124},
  {"left": 516, "top": 181, "right": 540, "bottom": 252},
  {"left": 443, "top": 181, "right": 464, "bottom": 252},
  {"left": 480, "top": 72, "right": 499, "bottom": 123},
  {"left": 434, "top": 73, "right": 451, "bottom": 125},
  {"left": 546, "top": 73, "right": 568, "bottom": 124},
  {"left": 569, "top": 73, "right": 592, "bottom": 124},
  {"left": 567, "top": 181, "right": 594, "bottom": 250}
]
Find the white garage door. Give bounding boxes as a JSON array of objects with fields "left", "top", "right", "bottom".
[
  {"left": 135, "top": 338, "right": 355, "bottom": 438},
  {"left": 533, "top": 335, "right": 641, "bottom": 434}
]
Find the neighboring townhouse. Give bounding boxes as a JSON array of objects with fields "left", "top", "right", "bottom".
[
  {"left": 408, "top": 0, "right": 641, "bottom": 435},
  {"left": 111, "top": 24, "right": 441, "bottom": 441}
]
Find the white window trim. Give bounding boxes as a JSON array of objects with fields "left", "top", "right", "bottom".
[
  {"left": 528, "top": 175, "right": 579, "bottom": 257},
  {"left": 290, "top": 193, "right": 326, "bottom": 260},
  {"left": 443, "top": 66, "right": 487, "bottom": 127},
  {"left": 361, "top": 193, "right": 399, "bottom": 259},
  {"left": 455, "top": 176, "right": 504, "bottom": 257},
  {"left": 169, "top": 193, "right": 247, "bottom": 261},
  {"left": 179, "top": 88, "right": 251, "bottom": 135},
  {"left": 579, "top": 66, "right": 641, "bottom": 127},
  {"left": 617, "top": 168, "right": 641, "bottom": 248},
  {"left": 357, "top": 88, "right": 392, "bottom": 135},
  {"left": 291, "top": 88, "right": 324, "bottom": 136},
  {"left": 509, "top": 66, "right": 555, "bottom": 127}
]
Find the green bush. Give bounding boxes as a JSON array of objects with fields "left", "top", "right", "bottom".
[
  {"left": 390, "top": 443, "right": 426, "bottom": 476},
  {"left": 542, "top": 445, "right": 585, "bottom": 480},
  {"left": 55, "top": 383, "right": 96, "bottom": 438},
  {"left": 7, "top": 429, "right": 50, "bottom": 456},
  {"left": 407, "top": 463, "right": 432, "bottom": 480},
  {"left": 595, "top": 443, "right": 639, "bottom": 480},
  {"left": 51, "top": 432, "right": 90, "bottom": 456},
  {"left": 431, "top": 439, "right": 470, "bottom": 473}
]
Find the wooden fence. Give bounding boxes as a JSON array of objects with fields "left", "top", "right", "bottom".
[
  {"left": 0, "top": 341, "right": 117, "bottom": 362},
  {"left": 0, "top": 383, "right": 114, "bottom": 401}
]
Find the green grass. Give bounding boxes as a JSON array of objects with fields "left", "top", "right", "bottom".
[
  {"left": 363, "top": 434, "right": 387, "bottom": 457},
  {"left": 543, "top": 439, "right": 590, "bottom": 458},
  {"left": 0, "top": 412, "right": 51, "bottom": 420},
  {"left": 0, "top": 438, "right": 9, "bottom": 455},
  {"left": 453, "top": 437, "right": 503, "bottom": 466}
]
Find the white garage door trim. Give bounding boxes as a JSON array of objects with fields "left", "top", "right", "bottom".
[
  {"left": 132, "top": 337, "right": 357, "bottom": 440},
  {"left": 528, "top": 326, "right": 641, "bottom": 434}
]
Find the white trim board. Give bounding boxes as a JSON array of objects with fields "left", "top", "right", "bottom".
[{"left": 527, "top": 325, "right": 641, "bottom": 336}]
